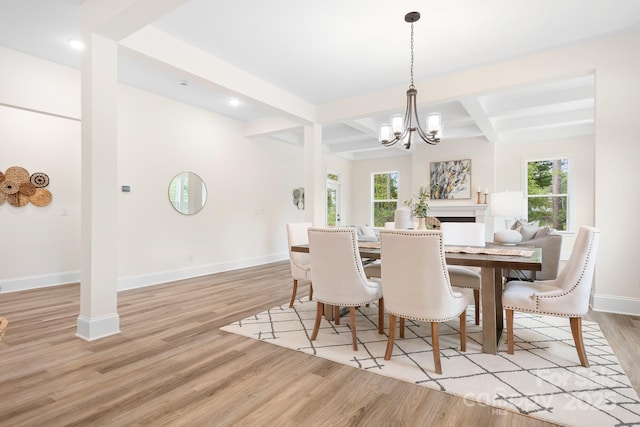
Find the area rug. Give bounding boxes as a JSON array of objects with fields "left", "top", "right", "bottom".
[{"left": 221, "top": 300, "right": 640, "bottom": 427}]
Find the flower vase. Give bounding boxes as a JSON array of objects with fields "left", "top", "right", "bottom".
[{"left": 417, "top": 217, "right": 427, "bottom": 230}]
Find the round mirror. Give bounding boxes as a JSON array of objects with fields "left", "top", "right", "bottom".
[{"left": 168, "top": 172, "right": 207, "bottom": 215}]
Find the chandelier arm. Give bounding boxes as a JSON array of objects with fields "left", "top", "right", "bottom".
[{"left": 412, "top": 103, "right": 439, "bottom": 145}]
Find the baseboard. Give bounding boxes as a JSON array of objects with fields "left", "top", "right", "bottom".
[
  {"left": 0, "top": 271, "right": 80, "bottom": 293},
  {"left": 592, "top": 293, "right": 640, "bottom": 316},
  {"left": 0, "top": 254, "right": 289, "bottom": 294},
  {"left": 117, "top": 252, "right": 289, "bottom": 291},
  {"left": 76, "top": 313, "right": 120, "bottom": 341}
]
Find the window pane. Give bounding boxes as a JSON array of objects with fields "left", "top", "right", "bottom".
[
  {"left": 373, "top": 201, "right": 397, "bottom": 227},
  {"left": 527, "top": 158, "right": 568, "bottom": 231},
  {"left": 528, "top": 159, "right": 568, "bottom": 195},
  {"left": 327, "top": 187, "right": 337, "bottom": 226},
  {"left": 373, "top": 172, "right": 398, "bottom": 200},
  {"left": 528, "top": 196, "right": 567, "bottom": 230}
]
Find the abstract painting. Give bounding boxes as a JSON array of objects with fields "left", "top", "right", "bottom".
[{"left": 430, "top": 159, "right": 471, "bottom": 199}]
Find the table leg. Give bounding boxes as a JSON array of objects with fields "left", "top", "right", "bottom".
[
  {"left": 494, "top": 268, "right": 504, "bottom": 340},
  {"left": 480, "top": 267, "right": 500, "bottom": 354},
  {"left": 324, "top": 304, "right": 349, "bottom": 321},
  {"left": 324, "top": 304, "right": 335, "bottom": 321}
]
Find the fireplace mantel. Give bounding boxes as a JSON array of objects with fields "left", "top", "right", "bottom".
[{"left": 428, "top": 204, "right": 489, "bottom": 223}]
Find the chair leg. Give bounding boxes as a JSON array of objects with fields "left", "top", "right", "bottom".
[
  {"left": 308, "top": 282, "right": 313, "bottom": 301},
  {"left": 289, "top": 279, "right": 298, "bottom": 308},
  {"left": 385, "top": 314, "right": 396, "bottom": 360},
  {"left": 570, "top": 317, "right": 590, "bottom": 367},
  {"left": 432, "top": 322, "right": 442, "bottom": 375},
  {"left": 459, "top": 311, "right": 467, "bottom": 352},
  {"left": 334, "top": 306, "right": 340, "bottom": 325},
  {"left": 378, "top": 298, "right": 384, "bottom": 334},
  {"left": 473, "top": 289, "right": 480, "bottom": 325},
  {"left": 350, "top": 307, "right": 358, "bottom": 351},
  {"left": 311, "top": 302, "right": 323, "bottom": 341},
  {"left": 506, "top": 309, "right": 514, "bottom": 354},
  {"left": 400, "top": 317, "right": 405, "bottom": 339}
]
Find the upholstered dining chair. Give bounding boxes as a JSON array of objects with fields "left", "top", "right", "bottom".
[
  {"left": 503, "top": 226, "right": 600, "bottom": 367},
  {"left": 307, "top": 227, "right": 384, "bottom": 351},
  {"left": 379, "top": 229, "right": 472, "bottom": 374},
  {"left": 440, "top": 222, "right": 485, "bottom": 325},
  {"left": 286, "top": 222, "right": 313, "bottom": 308}
]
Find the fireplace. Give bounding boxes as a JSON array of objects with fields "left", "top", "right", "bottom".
[{"left": 428, "top": 205, "right": 489, "bottom": 224}]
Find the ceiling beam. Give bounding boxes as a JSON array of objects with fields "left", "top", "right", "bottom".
[{"left": 120, "top": 27, "right": 317, "bottom": 124}]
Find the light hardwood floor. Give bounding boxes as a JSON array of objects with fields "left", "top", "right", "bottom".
[{"left": 0, "top": 261, "right": 638, "bottom": 426}]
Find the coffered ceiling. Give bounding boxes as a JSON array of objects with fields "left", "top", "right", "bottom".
[{"left": 1, "top": 0, "right": 639, "bottom": 159}]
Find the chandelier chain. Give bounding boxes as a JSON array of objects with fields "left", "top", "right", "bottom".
[{"left": 410, "top": 22, "right": 415, "bottom": 89}]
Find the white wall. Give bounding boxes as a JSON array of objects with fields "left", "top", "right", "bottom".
[
  {"left": 117, "top": 85, "right": 314, "bottom": 288},
  {"left": 0, "top": 47, "right": 81, "bottom": 292},
  {"left": 0, "top": 46, "right": 338, "bottom": 293}
]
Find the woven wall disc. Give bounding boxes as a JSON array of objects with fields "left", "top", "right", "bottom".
[
  {"left": 0, "top": 171, "right": 5, "bottom": 184},
  {"left": 19, "top": 182, "right": 37, "bottom": 196},
  {"left": 0, "top": 191, "right": 6, "bottom": 204},
  {"left": 5, "top": 166, "right": 30, "bottom": 184},
  {"left": 29, "top": 188, "right": 52, "bottom": 207},
  {"left": 8, "top": 193, "right": 30, "bottom": 207},
  {"left": 30, "top": 172, "right": 49, "bottom": 188},
  {"left": 0, "top": 180, "right": 20, "bottom": 195}
]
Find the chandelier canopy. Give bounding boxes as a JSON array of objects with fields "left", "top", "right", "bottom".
[{"left": 379, "top": 12, "right": 442, "bottom": 150}]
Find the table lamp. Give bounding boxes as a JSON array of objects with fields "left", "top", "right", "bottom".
[{"left": 491, "top": 191, "right": 525, "bottom": 244}]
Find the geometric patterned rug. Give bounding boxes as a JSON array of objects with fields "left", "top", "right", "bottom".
[{"left": 221, "top": 299, "right": 640, "bottom": 427}]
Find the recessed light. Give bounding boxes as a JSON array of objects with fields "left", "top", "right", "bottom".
[
  {"left": 68, "top": 39, "right": 84, "bottom": 50},
  {"left": 228, "top": 98, "right": 241, "bottom": 107}
]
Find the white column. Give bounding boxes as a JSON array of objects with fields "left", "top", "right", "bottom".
[
  {"left": 77, "top": 32, "right": 120, "bottom": 340},
  {"left": 303, "top": 124, "right": 325, "bottom": 226}
]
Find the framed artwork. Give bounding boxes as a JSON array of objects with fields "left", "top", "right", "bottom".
[{"left": 430, "top": 159, "right": 471, "bottom": 199}]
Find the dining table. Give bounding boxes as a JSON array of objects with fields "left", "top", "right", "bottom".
[{"left": 290, "top": 241, "right": 542, "bottom": 355}]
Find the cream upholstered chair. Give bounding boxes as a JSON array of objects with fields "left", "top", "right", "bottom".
[
  {"left": 286, "top": 223, "right": 313, "bottom": 308},
  {"left": 379, "top": 229, "right": 472, "bottom": 374},
  {"left": 503, "top": 226, "right": 600, "bottom": 367},
  {"left": 308, "top": 227, "right": 384, "bottom": 351},
  {"left": 440, "top": 222, "right": 485, "bottom": 325}
]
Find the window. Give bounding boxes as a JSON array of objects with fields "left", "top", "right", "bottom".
[
  {"left": 527, "top": 158, "right": 568, "bottom": 231},
  {"left": 326, "top": 173, "right": 340, "bottom": 226},
  {"left": 372, "top": 171, "right": 398, "bottom": 227}
]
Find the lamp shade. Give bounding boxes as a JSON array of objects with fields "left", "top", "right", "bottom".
[{"left": 491, "top": 191, "right": 525, "bottom": 217}]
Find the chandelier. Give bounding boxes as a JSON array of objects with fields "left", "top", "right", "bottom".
[{"left": 379, "top": 12, "right": 442, "bottom": 149}]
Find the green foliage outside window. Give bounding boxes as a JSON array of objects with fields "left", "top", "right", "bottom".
[
  {"left": 527, "top": 159, "right": 568, "bottom": 231},
  {"left": 372, "top": 172, "right": 398, "bottom": 227}
]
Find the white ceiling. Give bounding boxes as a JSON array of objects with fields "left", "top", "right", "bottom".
[{"left": 1, "top": 0, "right": 639, "bottom": 159}]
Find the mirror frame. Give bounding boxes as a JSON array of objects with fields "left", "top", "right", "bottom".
[{"left": 168, "top": 171, "right": 207, "bottom": 215}]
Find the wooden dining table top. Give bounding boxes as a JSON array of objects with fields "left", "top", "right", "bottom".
[{"left": 291, "top": 242, "right": 542, "bottom": 272}]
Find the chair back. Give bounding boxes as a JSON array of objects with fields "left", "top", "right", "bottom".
[
  {"left": 440, "top": 222, "right": 485, "bottom": 246},
  {"left": 286, "top": 222, "right": 312, "bottom": 276},
  {"left": 307, "top": 227, "right": 376, "bottom": 304},
  {"left": 379, "top": 230, "right": 466, "bottom": 320},
  {"left": 553, "top": 226, "right": 600, "bottom": 311}
]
